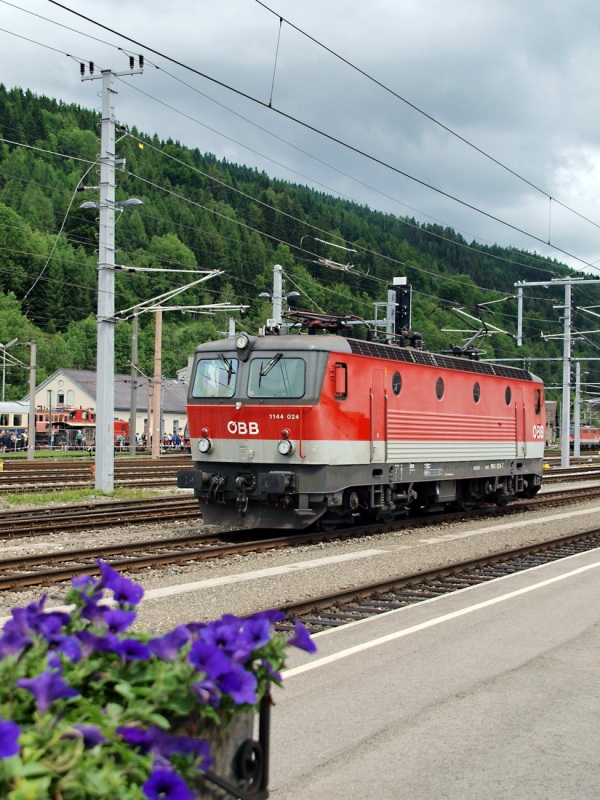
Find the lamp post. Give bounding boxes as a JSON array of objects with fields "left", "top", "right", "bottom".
[{"left": 0, "top": 338, "right": 18, "bottom": 401}]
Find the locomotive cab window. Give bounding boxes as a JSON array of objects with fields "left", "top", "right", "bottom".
[
  {"left": 247, "top": 356, "right": 305, "bottom": 398},
  {"left": 534, "top": 388, "right": 543, "bottom": 414},
  {"left": 192, "top": 357, "right": 238, "bottom": 398}
]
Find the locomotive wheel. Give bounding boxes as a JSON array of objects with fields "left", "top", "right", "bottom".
[{"left": 317, "top": 510, "right": 349, "bottom": 532}]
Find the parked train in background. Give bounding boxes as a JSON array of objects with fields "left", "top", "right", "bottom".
[
  {"left": 570, "top": 426, "right": 600, "bottom": 450},
  {"left": 0, "top": 403, "right": 130, "bottom": 449},
  {"left": 0, "top": 400, "right": 29, "bottom": 450},
  {"left": 178, "top": 282, "right": 547, "bottom": 531}
]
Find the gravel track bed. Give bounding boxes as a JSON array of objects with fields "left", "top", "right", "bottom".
[{"left": 1, "top": 482, "right": 599, "bottom": 633}]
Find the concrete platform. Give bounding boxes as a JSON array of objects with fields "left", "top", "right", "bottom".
[{"left": 270, "top": 547, "right": 600, "bottom": 799}]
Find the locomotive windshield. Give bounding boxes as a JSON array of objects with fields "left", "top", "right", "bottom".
[
  {"left": 247, "top": 356, "right": 305, "bottom": 398},
  {"left": 192, "top": 357, "right": 238, "bottom": 398}
]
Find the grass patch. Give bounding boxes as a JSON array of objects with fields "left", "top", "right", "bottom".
[{"left": 2, "top": 487, "right": 173, "bottom": 507}]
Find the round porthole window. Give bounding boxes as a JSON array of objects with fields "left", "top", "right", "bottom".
[
  {"left": 392, "top": 371, "right": 402, "bottom": 396},
  {"left": 436, "top": 377, "right": 444, "bottom": 400}
]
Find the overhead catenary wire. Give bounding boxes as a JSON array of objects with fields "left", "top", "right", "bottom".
[
  {"left": 0, "top": 30, "right": 581, "bottom": 281},
  {"left": 41, "top": 1, "right": 600, "bottom": 272}
]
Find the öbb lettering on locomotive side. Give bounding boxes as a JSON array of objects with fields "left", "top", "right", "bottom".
[
  {"left": 532, "top": 424, "right": 545, "bottom": 440},
  {"left": 227, "top": 421, "right": 260, "bottom": 435},
  {"left": 178, "top": 300, "right": 546, "bottom": 531}
]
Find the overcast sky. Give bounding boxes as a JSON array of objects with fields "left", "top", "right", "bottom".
[{"left": 3, "top": 0, "right": 600, "bottom": 277}]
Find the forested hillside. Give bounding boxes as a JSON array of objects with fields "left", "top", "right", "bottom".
[{"left": 0, "top": 84, "right": 595, "bottom": 402}]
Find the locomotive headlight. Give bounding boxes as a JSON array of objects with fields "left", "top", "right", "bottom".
[
  {"left": 277, "top": 439, "right": 294, "bottom": 456},
  {"left": 235, "top": 333, "right": 249, "bottom": 351},
  {"left": 198, "top": 437, "right": 212, "bottom": 454}
]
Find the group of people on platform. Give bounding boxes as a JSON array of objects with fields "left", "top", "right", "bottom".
[{"left": 0, "top": 430, "right": 28, "bottom": 451}]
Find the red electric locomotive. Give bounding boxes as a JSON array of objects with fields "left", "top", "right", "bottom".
[{"left": 178, "top": 293, "right": 545, "bottom": 530}]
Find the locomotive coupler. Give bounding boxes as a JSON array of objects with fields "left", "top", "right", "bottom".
[{"left": 235, "top": 475, "right": 250, "bottom": 517}]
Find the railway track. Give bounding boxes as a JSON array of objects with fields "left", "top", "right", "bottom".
[
  {"left": 0, "top": 457, "right": 188, "bottom": 494},
  {"left": 0, "top": 480, "right": 599, "bottom": 539},
  {"left": 0, "top": 495, "right": 201, "bottom": 537},
  {"left": 274, "top": 528, "right": 600, "bottom": 633},
  {"left": 0, "top": 482, "right": 599, "bottom": 591}
]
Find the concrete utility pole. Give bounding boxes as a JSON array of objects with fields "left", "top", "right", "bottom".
[
  {"left": 96, "top": 70, "right": 117, "bottom": 491},
  {"left": 27, "top": 341, "right": 36, "bottom": 461},
  {"left": 573, "top": 361, "right": 581, "bottom": 458},
  {"left": 82, "top": 62, "right": 142, "bottom": 491},
  {"left": 515, "top": 276, "right": 600, "bottom": 468},
  {"left": 560, "top": 280, "right": 572, "bottom": 468},
  {"left": 152, "top": 309, "right": 163, "bottom": 460},
  {"left": 129, "top": 314, "right": 138, "bottom": 456}
]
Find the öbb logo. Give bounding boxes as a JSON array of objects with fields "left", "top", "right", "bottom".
[
  {"left": 227, "top": 421, "right": 259, "bottom": 435},
  {"left": 532, "top": 424, "right": 545, "bottom": 440}
]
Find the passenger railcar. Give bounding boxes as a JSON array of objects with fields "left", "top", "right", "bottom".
[
  {"left": 178, "top": 318, "right": 546, "bottom": 530},
  {"left": 0, "top": 400, "right": 29, "bottom": 449}
]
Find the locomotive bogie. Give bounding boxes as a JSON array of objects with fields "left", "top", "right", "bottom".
[{"left": 178, "top": 333, "right": 545, "bottom": 530}]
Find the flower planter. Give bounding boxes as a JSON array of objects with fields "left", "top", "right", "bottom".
[
  {"left": 0, "top": 560, "right": 315, "bottom": 799},
  {"left": 195, "top": 694, "right": 270, "bottom": 800}
]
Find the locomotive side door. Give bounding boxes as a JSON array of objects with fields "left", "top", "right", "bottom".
[
  {"left": 370, "top": 368, "right": 386, "bottom": 462},
  {"left": 516, "top": 387, "right": 527, "bottom": 457}
]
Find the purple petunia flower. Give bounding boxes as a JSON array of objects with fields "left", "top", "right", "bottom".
[
  {"left": 0, "top": 628, "right": 31, "bottom": 659},
  {"left": 96, "top": 561, "right": 144, "bottom": 607},
  {"left": 103, "top": 608, "right": 137, "bottom": 633},
  {"left": 191, "top": 678, "right": 221, "bottom": 708},
  {"left": 240, "top": 617, "right": 272, "bottom": 651},
  {"left": 111, "top": 576, "right": 144, "bottom": 607},
  {"left": 117, "top": 726, "right": 156, "bottom": 753},
  {"left": 197, "top": 619, "right": 239, "bottom": 654},
  {"left": 16, "top": 658, "right": 79, "bottom": 715},
  {"left": 217, "top": 663, "right": 257, "bottom": 705},
  {"left": 189, "top": 641, "right": 231, "bottom": 679},
  {"left": 96, "top": 560, "right": 122, "bottom": 589},
  {"left": 67, "top": 725, "right": 107, "bottom": 749},
  {"left": 52, "top": 634, "right": 82, "bottom": 663},
  {"left": 288, "top": 620, "right": 317, "bottom": 653},
  {"left": 0, "top": 718, "right": 21, "bottom": 759},
  {"left": 71, "top": 573, "right": 96, "bottom": 590},
  {"left": 185, "top": 621, "right": 207, "bottom": 640},
  {"left": 252, "top": 609, "right": 286, "bottom": 625},
  {"left": 158, "top": 733, "right": 211, "bottom": 760},
  {"left": 117, "top": 726, "right": 212, "bottom": 768},
  {"left": 147, "top": 626, "right": 191, "bottom": 661},
  {"left": 143, "top": 767, "right": 194, "bottom": 800},
  {"left": 4, "top": 599, "right": 70, "bottom": 643},
  {"left": 112, "top": 638, "right": 151, "bottom": 661},
  {"left": 75, "top": 630, "right": 119, "bottom": 657},
  {"left": 80, "top": 596, "right": 109, "bottom": 625}
]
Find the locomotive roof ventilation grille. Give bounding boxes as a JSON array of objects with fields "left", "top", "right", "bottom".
[{"left": 348, "top": 340, "right": 533, "bottom": 381}]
